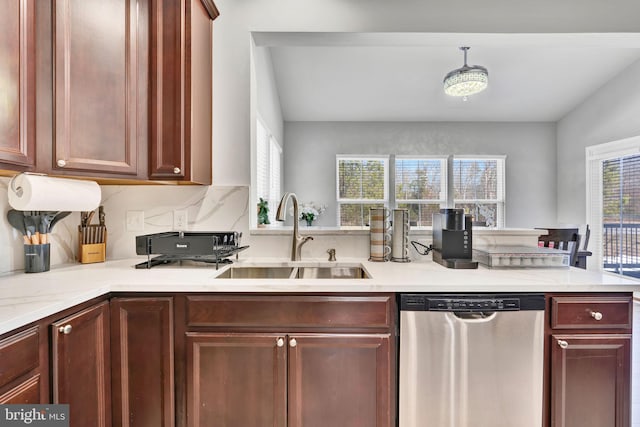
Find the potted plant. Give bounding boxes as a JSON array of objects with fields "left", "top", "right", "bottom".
[
  {"left": 299, "top": 202, "right": 326, "bottom": 226},
  {"left": 257, "top": 198, "right": 270, "bottom": 227}
]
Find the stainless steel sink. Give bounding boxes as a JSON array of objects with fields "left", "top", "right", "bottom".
[
  {"left": 215, "top": 266, "right": 294, "bottom": 279},
  {"left": 295, "top": 266, "right": 369, "bottom": 279},
  {"left": 215, "top": 264, "right": 370, "bottom": 279}
]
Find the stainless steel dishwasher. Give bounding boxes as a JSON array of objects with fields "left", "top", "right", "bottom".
[{"left": 399, "top": 293, "right": 545, "bottom": 427}]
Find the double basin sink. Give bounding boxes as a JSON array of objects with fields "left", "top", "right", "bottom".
[{"left": 216, "top": 263, "right": 370, "bottom": 280}]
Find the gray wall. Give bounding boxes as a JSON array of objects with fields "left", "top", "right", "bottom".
[
  {"left": 212, "top": 0, "right": 640, "bottom": 186},
  {"left": 284, "top": 121, "right": 557, "bottom": 228},
  {"left": 556, "top": 59, "right": 640, "bottom": 224}
]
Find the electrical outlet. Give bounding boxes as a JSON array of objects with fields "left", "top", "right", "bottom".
[
  {"left": 126, "top": 211, "right": 144, "bottom": 232},
  {"left": 173, "top": 210, "right": 188, "bottom": 231}
]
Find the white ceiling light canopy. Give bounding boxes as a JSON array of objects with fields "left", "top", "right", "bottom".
[{"left": 443, "top": 46, "right": 489, "bottom": 98}]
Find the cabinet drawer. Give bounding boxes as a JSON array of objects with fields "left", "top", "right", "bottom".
[
  {"left": 0, "top": 375, "right": 41, "bottom": 404},
  {"left": 0, "top": 327, "right": 39, "bottom": 388},
  {"left": 186, "top": 295, "right": 393, "bottom": 331},
  {"left": 551, "top": 296, "right": 632, "bottom": 329}
]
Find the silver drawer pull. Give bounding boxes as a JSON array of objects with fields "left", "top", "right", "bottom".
[
  {"left": 557, "top": 339, "right": 569, "bottom": 349},
  {"left": 590, "top": 311, "right": 603, "bottom": 321},
  {"left": 173, "top": 167, "right": 181, "bottom": 174},
  {"left": 276, "top": 337, "right": 284, "bottom": 348},
  {"left": 57, "top": 159, "right": 67, "bottom": 167},
  {"left": 289, "top": 338, "right": 297, "bottom": 348}
]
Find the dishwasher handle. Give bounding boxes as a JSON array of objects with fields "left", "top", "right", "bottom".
[{"left": 451, "top": 311, "right": 498, "bottom": 323}]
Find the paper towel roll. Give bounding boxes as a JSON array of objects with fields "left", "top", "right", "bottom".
[{"left": 8, "top": 173, "right": 101, "bottom": 211}]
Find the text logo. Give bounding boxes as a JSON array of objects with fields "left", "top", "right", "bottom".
[{"left": 0, "top": 405, "right": 69, "bottom": 426}]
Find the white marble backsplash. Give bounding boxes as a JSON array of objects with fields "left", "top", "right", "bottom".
[
  {"left": 100, "top": 185, "right": 250, "bottom": 260},
  {"left": 0, "top": 178, "right": 252, "bottom": 274}
]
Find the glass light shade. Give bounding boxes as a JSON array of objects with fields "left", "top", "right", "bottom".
[{"left": 443, "top": 65, "right": 489, "bottom": 97}]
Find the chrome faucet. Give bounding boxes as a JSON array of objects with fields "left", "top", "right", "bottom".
[{"left": 276, "top": 192, "right": 314, "bottom": 261}]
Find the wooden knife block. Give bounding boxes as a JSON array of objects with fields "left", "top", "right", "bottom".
[{"left": 78, "top": 227, "right": 107, "bottom": 264}]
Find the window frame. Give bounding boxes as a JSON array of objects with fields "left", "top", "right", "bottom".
[
  {"left": 256, "top": 117, "right": 283, "bottom": 225},
  {"left": 395, "top": 155, "right": 448, "bottom": 227},
  {"left": 336, "top": 155, "right": 389, "bottom": 226},
  {"left": 452, "top": 155, "right": 506, "bottom": 228}
]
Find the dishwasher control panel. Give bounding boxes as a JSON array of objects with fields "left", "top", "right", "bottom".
[
  {"left": 428, "top": 298, "right": 519, "bottom": 311},
  {"left": 400, "top": 293, "right": 545, "bottom": 312}
]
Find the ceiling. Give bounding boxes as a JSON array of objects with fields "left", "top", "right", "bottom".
[{"left": 254, "top": 32, "right": 640, "bottom": 122}]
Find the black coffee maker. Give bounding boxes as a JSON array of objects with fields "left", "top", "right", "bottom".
[{"left": 432, "top": 208, "right": 478, "bottom": 269}]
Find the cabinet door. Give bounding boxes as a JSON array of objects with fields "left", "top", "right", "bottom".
[
  {"left": 551, "top": 334, "right": 631, "bottom": 427},
  {"left": 52, "top": 0, "right": 147, "bottom": 177},
  {"left": 0, "top": 0, "right": 35, "bottom": 169},
  {"left": 111, "top": 297, "right": 174, "bottom": 427},
  {"left": 186, "top": 333, "right": 287, "bottom": 427},
  {"left": 149, "top": 0, "right": 217, "bottom": 183},
  {"left": 52, "top": 301, "right": 111, "bottom": 427},
  {"left": 288, "top": 334, "right": 391, "bottom": 427}
]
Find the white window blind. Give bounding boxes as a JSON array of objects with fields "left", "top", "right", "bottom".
[
  {"left": 256, "top": 120, "right": 282, "bottom": 224},
  {"left": 453, "top": 157, "right": 505, "bottom": 227},
  {"left": 395, "top": 157, "right": 447, "bottom": 226},
  {"left": 336, "top": 156, "right": 388, "bottom": 226}
]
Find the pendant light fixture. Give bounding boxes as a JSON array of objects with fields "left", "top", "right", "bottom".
[{"left": 443, "top": 47, "right": 488, "bottom": 97}]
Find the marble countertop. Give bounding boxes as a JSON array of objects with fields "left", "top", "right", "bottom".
[{"left": 1, "top": 256, "right": 638, "bottom": 335}]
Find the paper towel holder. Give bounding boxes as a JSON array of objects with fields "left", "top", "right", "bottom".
[
  {"left": 9, "top": 172, "right": 46, "bottom": 198},
  {"left": 8, "top": 172, "right": 101, "bottom": 212}
]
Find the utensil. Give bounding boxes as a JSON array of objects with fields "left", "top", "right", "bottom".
[
  {"left": 23, "top": 213, "right": 39, "bottom": 244},
  {"left": 49, "top": 211, "right": 71, "bottom": 230},
  {"left": 7, "top": 209, "right": 29, "bottom": 244},
  {"left": 40, "top": 211, "right": 58, "bottom": 244}
]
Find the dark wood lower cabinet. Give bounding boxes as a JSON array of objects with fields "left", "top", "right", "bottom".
[
  {"left": 111, "top": 297, "right": 174, "bottom": 427},
  {"left": 550, "top": 334, "right": 631, "bottom": 427},
  {"left": 186, "top": 333, "right": 287, "bottom": 427},
  {"left": 288, "top": 334, "right": 391, "bottom": 427},
  {"left": 51, "top": 301, "right": 111, "bottom": 427},
  {"left": 185, "top": 332, "right": 391, "bottom": 427}
]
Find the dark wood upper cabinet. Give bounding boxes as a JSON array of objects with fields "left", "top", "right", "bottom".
[
  {"left": 51, "top": 301, "right": 111, "bottom": 427},
  {"left": 0, "top": 0, "right": 36, "bottom": 170},
  {"left": 51, "top": 0, "right": 148, "bottom": 178},
  {"left": 149, "top": 0, "right": 219, "bottom": 184}
]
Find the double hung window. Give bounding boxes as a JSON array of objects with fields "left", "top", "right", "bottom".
[
  {"left": 336, "top": 156, "right": 388, "bottom": 226},
  {"left": 395, "top": 157, "right": 447, "bottom": 226},
  {"left": 452, "top": 157, "right": 505, "bottom": 228}
]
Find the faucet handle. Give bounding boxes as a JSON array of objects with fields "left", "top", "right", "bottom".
[{"left": 327, "top": 248, "right": 336, "bottom": 262}]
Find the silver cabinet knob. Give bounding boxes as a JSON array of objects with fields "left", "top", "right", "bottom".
[
  {"left": 557, "top": 339, "right": 569, "bottom": 349},
  {"left": 590, "top": 311, "right": 603, "bottom": 321},
  {"left": 58, "top": 324, "right": 72, "bottom": 334},
  {"left": 289, "top": 338, "right": 297, "bottom": 348},
  {"left": 57, "top": 159, "right": 67, "bottom": 167},
  {"left": 173, "top": 167, "right": 181, "bottom": 174},
  {"left": 276, "top": 337, "right": 284, "bottom": 348}
]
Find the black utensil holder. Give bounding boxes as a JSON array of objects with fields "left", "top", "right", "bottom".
[{"left": 24, "top": 243, "right": 50, "bottom": 273}]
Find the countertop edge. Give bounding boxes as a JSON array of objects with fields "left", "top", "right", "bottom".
[{"left": 1, "top": 257, "right": 639, "bottom": 336}]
